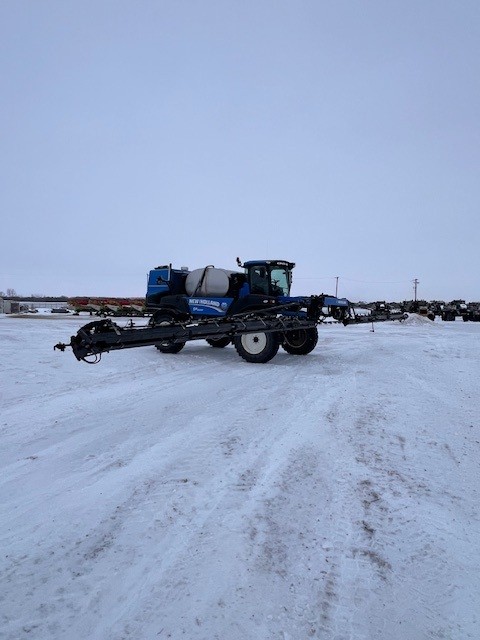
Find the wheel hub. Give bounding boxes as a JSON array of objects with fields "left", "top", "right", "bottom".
[{"left": 241, "top": 333, "right": 267, "bottom": 355}]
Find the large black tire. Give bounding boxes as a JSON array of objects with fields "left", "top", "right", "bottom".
[
  {"left": 206, "top": 337, "right": 231, "bottom": 348},
  {"left": 282, "top": 327, "right": 318, "bottom": 355},
  {"left": 233, "top": 332, "right": 279, "bottom": 363},
  {"left": 150, "top": 312, "right": 185, "bottom": 354}
]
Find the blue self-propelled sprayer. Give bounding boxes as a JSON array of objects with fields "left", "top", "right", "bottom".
[{"left": 55, "top": 258, "right": 402, "bottom": 364}]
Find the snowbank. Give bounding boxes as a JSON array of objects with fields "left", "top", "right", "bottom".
[{"left": 401, "top": 312, "right": 438, "bottom": 326}]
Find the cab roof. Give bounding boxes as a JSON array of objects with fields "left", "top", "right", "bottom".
[{"left": 243, "top": 260, "right": 296, "bottom": 270}]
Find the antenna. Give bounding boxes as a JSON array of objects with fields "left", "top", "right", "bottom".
[{"left": 413, "top": 278, "right": 419, "bottom": 302}]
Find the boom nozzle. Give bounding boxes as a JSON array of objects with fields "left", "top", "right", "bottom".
[{"left": 54, "top": 341, "right": 72, "bottom": 352}]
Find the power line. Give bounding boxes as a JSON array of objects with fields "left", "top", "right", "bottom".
[{"left": 296, "top": 276, "right": 411, "bottom": 284}]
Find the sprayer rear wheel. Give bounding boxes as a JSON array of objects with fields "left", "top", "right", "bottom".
[
  {"left": 150, "top": 312, "right": 185, "bottom": 354},
  {"left": 206, "top": 337, "right": 231, "bottom": 348}
]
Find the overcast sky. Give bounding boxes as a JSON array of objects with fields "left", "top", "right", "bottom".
[{"left": 1, "top": 1, "right": 479, "bottom": 302}]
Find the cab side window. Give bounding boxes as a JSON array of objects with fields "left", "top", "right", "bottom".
[{"left": 250, "top": 267, "right": 269, "bottom": 294}]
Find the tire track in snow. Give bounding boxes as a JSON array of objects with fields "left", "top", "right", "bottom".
[
  {"left": 81, "top": 359, "right": 341, "bottom": 640},
  {"left": 319, "top": 351, "right": 478, "bottom": 640}
]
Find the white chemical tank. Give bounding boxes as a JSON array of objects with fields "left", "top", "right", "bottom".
[{"left": 185, "top": 267, "right": 237, "bottom": 297}]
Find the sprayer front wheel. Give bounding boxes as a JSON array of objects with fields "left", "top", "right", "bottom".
[
  {"left": 233, "top": 332, "right": 279, "bottom": 363},
  {"left": 282, "top": 327, "right": 318, "bottom": 355}
]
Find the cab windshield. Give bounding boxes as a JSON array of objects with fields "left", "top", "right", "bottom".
[
  {"left": 269, "top": 266, "right": 290, "bottom": 296},
  {"left": 248, "top": 264, "right": 291, "bottom": 296}
]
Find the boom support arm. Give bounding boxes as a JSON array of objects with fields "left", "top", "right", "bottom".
[{"left": 54, "top": 313, "right": 320, "bottom": 362}]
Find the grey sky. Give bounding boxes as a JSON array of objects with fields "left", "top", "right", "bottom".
[{"left": 1, "top": 1, "right": 479, "bottom": 302}]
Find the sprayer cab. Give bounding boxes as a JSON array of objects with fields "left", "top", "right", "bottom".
[{"left": 242, "top": 260, "right": 295, "bottom": 297}]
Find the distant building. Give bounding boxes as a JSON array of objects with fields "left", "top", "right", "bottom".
[
  {"left": 0, "top": 298, "right": 13, "bottom": 313},
  {"left": 0, "top": 298, "right": 70, "bottom": 314}
]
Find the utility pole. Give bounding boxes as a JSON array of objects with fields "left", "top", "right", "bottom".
[
  {"left": 413, "top": 278, "right": 419, "bottom": 302},
  {"left": 335, "top": 276, "right": 339, "bottom": 297}
]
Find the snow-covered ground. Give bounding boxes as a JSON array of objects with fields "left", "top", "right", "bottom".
[{"left": 1, "top": 314, "right": 479, "bottom": 640}]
